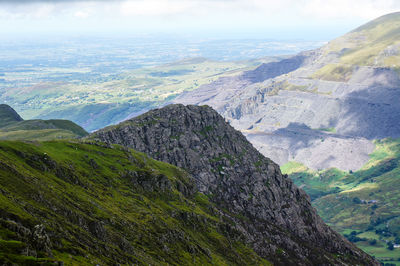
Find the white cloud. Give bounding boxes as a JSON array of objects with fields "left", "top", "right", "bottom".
[
  {"left": 31, "top": 3, "right": 55, "bottom": 18},
  {"left": 0, "top": 0, "right": 399, "bottom": 35},
  {"left": 120, "top": 0, "right": 194, "bottom": 16},
  {"left": 0, "top": 2, "right": 56, "bottom": 19},
  {"left": 1, "top": 0, "right": 399, "bottom": 20},
  {"left": 300, "top": 0, "right": 400, "bottom": 20},
  {"left": 74, "top": 10, "right": 90, "bottom": 18}
]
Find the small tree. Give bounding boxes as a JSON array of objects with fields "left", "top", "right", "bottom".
[
  {"left": 387, "top": 241, "right": 394, "bottom": 250},
  {"left": 352, "top": 197, "right": 362, "bottom": 204}
]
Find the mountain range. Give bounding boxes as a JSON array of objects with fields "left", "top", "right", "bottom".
[{"left": 175, "top": 12, "right": 400, "bottom": 172}]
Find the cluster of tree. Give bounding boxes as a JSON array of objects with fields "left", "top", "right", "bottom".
[
  {"left": 369, "top": 217, "right": 385, "bottom": 226},
  {"left": 352, "top": 197, "right": 362, "bottom": 204},
  {"left": 344, "top": 231, "right": 367, "bottom": 243},
  {"left": 387, "top": 241, "right": 394, "bottom": 250},
  {"left": 375, "top": 228, "right": 393, "bottom": 237},
  {"left": 352, "top": 197, "right": 378, "bottom": 205},
  {"left": 382, "top": 258, "right": 400, "bottom": 266},
  {"left": 344, "top": 230, "right": 399, "bottom": 251}
]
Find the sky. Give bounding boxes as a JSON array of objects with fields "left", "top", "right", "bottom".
[{"left": 1, "top": 0, "right": 399, "bottom": 40}]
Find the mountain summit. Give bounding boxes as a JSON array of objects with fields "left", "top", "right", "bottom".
[{"left": 93, "top": 104, "right": 377, "bottom": 265}]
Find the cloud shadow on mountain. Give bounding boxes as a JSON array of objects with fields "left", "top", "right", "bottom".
[{"left": 340, "top": 82, "right": 400, "bottom": 140}]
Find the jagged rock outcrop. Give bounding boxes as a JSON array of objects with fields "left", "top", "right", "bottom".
[{"left": 92, "top": 104, "right": 378, "bottom": 265}]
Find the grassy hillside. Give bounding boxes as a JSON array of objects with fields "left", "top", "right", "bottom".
[
  {"left": 0, "top": 120, "right": 87, "bottom": 136},
  {"left": 0, "top": 129, "right": 81, "bottom": 141},
  {"left": 327, "top": 12, "right": 400, "bottom": 66},
  {"left": 0, "top": 140, "right": 269, "bottom": 265},
  {"left": 0, "top": 105, "right": 88, "bottom": 141},
  {"left": 312, "top": 12, "right": 400, "bottom": 81},
  {"left": 282, "top": 138, "right": 400, "bottom": 264}
]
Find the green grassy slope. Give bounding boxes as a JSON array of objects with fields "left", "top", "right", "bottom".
[
  {"left": 0, "top": 129, "right": 80, "bottom": 141},
  {"left": 0, "top": 140, "right": 269, "bottom": 265},
  {"left": 340, "top": 12, "right": 400, "bottom": 66},
  {"left": 282, "top": 138, "right": 400, "bottom": 264},
  {"left": 0, "top": 105, "right": 88, "bottom": 141},
  {"left": 0, "top": 120, "right": 87, "bottom": 136},
  {"left": 313, "top": 12, "right": 400, "bottom": 81}
]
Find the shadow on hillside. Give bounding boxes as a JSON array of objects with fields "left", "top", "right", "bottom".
[
  {"left": 241, "top": 55, "right": 306, "bottom": 83},
  {"left": 340, "top": 82, "right": 400, "bottom": 139},
  {"left": 271, "top": 122, "right": 323, "bottom": 155}
]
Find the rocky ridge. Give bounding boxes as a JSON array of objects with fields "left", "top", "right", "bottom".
[{"left": 93, "top": 104, "right": 378, "bottom": 265}]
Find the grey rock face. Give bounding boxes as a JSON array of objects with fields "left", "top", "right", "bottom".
[
  {"left": 32, "top": 224, "right": 52, "bottom": 254},
  {"left": 174, "top": 37, "right": 400, "bottom": 171},
  {"left": 92, "top": 104, "right": 377, "bottom": 265}
]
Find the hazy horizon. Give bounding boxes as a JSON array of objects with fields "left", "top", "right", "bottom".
[{"left": 1, "top": 0, "right": 399, "bottom": 41}]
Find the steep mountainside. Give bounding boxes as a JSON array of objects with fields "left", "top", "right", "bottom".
[
  {"left": 92, "top": 104, "right": 377, "bottom": 265},
  {"left": 0, "top": 140, "right": 270, "bottom": 265},
  {"left": 0, "top": 104, "right": 88, "bottom": 140},
  {"left": 174, "top": 12, "right": 400, "bottom": 171}
]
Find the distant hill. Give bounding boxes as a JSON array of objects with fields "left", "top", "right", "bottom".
[
  {"left": 327, "top": 12, "right": 400, "bottom": 67},
  {"left": 0, "top": 104, "right": 23, "bottom": 127},
  {"left": 0, "top": 104, "right": 88, "bottom": 140}
]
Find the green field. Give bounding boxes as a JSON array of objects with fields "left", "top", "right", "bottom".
[
  {"left": 282, "top": 138, "right": 400, "bottom": 263},
  {"left": 3, "top": 57, "right": 272, "bottom": 131}
]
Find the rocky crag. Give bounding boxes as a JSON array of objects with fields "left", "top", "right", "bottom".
[{"left": 93, "top": 104, "right": 377, "bottom": 265}]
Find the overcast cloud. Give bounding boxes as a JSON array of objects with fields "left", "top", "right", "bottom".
[{"left": 1, "top": 0, "right": 399, "bottom": 38}]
